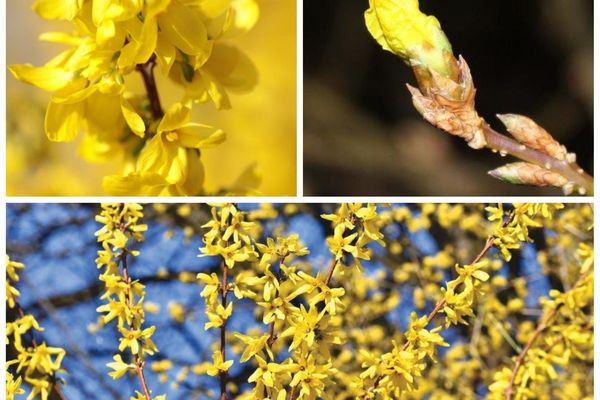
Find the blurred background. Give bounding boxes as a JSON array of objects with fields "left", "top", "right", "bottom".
[
  {"left": 7, "top": 0, "right": 296, "bottom": 196},
  {"left": 6, "top": 203, "right": 590, "bottom": 398},
  {"left": 304, "top": 0, "right": 593, "bottom": 195}
]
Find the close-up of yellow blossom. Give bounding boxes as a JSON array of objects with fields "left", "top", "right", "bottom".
[{"left": 7, "top": 0, "right": 296, "bottom": 196}]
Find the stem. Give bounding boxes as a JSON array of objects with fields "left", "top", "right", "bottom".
[
  {"left": 118, "top": 221, "right": 151, "bottom": 400},
  {"left": 504, "top": 271, "right": 590, "bottom": 400},
  {"left": 267, "top": 255, "right": 287, "bottom": 349},
  {"left": 288, "top": 385, "right": 297, "bottom": 400},
  {"left": 135, "top": 362, "right": 152, "bottom": 400},
  {"left": 324, "top": 258, "right": 337, "bottom": 286},
  {"left": 482, "top": 124, "right": 593, "bottom": 194},
  {"left": 364, "top": 225, "right": 500, "bottom": 399},
  {"left": 220, "top": 261, "right": 229, "bottom": 400},
  {"left": 136, "top": 55, "right": 164, "bottom": 119}
]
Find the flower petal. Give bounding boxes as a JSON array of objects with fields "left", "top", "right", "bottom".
[
  {"left": 178, "top": 123, "right": 226, "bottom": 149},
  {"left": 158, "top": 1, "right": 208, "bottom": 56},
  {"left": 121, "top": 98, "right": 146, "bottom": 137},
  {"left": 157, "top": 102, "right": 191, "bottom": 133},
  {"left": 45, "top": 101, "right": 84, "bottom": 142},
  {"left": 9, "top": 64, "right": 73, "bottom": 92}
]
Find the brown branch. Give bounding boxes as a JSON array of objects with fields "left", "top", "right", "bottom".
[
  {"left": 288, "top": 385, "right": 297, "bottom": 400},
  {"left": 324, "top": 257, "right": 337, "bottom": 286},
  {"left": 482, "top": 124, "right": 593, "bottom": 194},
  {"left": 220, "top": 261, "right": 229, "bottom": 400},
  {"left": 135, "top": 361, "right": 153, "bottom": 400},
  {"left": 287, "top": 257, "right": 337, "bottom": 400},
  {"left": 399, "top": 235, "right": 495, "bottom": 353},
  {"left": 136, "top": 55, "right": 164, "bottom": 119},
  {"left": 267, "top": 255, "right": 287, "bottom": 349},
  {"left": 504, "top": 271, "right": 590, "bottom": 400},
  {"left": 118, "top": 220, "right": 152, "bottom": 400},
  {"left": 363, "top": 211, "right": 509, "bottom": 399}
]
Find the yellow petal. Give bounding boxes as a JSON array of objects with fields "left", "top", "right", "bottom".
[
  {"left": 136, "top": 134, "right": 167, "bottom": 174},
  {"left": 146, "top": 0, "right": 171, "bottom": 18},
  {"left": 121, "top": 98, "right": 146, "bottom": 137},
  {"left": 227, "top": 163, "right": 262, "bottom": 195},
  {"left": 158, "top": 1, "right": 208, "bottom": 56},
  {"left": 155, "top": 33, "right": 177, "bottom": 73},
  {"left": 221, "top": 0, "right": 259, "bottom": 38},
  {"left": 178, "top": 124, "right": 226, "bottom": 149},
  {"left": 33, "top": 0, "right": 82, "bottom": 20},
  {"left": 179, "top": 149, "right": 205, "bottom": 195},
  {"left": 85, "top": 92, "right": 125, "bottom": 140},
  {"left": 119, "top": 18, "right": 158, "bottom": 68},
  {"left": 137, "top": 135, "right": 187, "bottom": 184},
  {"left": 157, "top": 103, "right": 191, "bottom": 133},
  {"left": 204, "top": 44, "right": 258, "bottom": 93},
  {"left": 78, "top": 134, "right": 123, "bottom": 162},
  {"left": 9, "top": 64, "right": 73, "bottom": 92},
  {"left": 103, "top": 172, "right": 171, "bottom": 196},
  {"left": 194, "top": 0, "right": 230, "bottom": 18},
  {"left": 195, "top": 71, "right": 231, "bottom": 110},
  {"left": 38, "top": 32, "right": 82, "bottom": 46},
  {"left": 45, "top": 101, "right": 84, "bottom": 142},
  {"left": 50, "top": 78, "right": 96, "bottom": 104}
]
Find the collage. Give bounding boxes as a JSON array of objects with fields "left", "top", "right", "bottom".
[{"left": 2, "top": 1, "right": 596, "bottom": 400}]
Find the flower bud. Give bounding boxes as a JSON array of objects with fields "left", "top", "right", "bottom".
[
  {"left": 496, "top": 114, "right": 567, "bottom": 161},
  {"left": 365, "top": 0, "right": 456, "bottom": 78},
  {"left": 488, "top": 162, "right": 568, "bottom": 187}
]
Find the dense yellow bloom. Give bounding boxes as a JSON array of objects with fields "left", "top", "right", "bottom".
[
  {"left": 94, "top": 203, "right": 164, "bottom": 398},
  {"left": 5, "top": 257, "right": 68, "bottom": 400},
  {"left": 7, "top": 204, "right": 591, "bottom": 399},
  {"left": 10, "top": 0, "right": 260, "bottom": 195}
]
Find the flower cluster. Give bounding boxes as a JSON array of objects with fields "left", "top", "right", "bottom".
[
  {"left": 356, "top": 203, "right": 573, "bottom": 398},
  {"left": 197, "top": 203, "right": 259, "bottom": 398},
  {"left": 486, "top": 203, "right": 564, "bottom": 261},
  {"left": 95, "top": 203, "right": 164, "bottom": 399},
  {"left": 10, "top": 0, "right": 259, "bottom": 195},
  {"left": 489, "top": 242, "right": 594, "bottom": 399},
  {"left": 6, "top": 203, "right": 593, "bottom": 399},
  {"left": 322, "top": 203, "right": 385, "bottom": 273},
  {"left": 6, "top": 256, "right": 67, "bottom": 400}
]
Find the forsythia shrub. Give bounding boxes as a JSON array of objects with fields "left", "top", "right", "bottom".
[
  {"left": 6, "top": 256, "right": 67, "bottom": 400},
  {"left": 9, "top": 0, "right": 260, "bottom": 196},
  {"left": 6, "top": 203, "right": 593, "bottom": 399}
]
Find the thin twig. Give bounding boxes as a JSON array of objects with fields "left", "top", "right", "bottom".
[
  {"left": 135, "top": 361, "right": 153, "bottom": 400},
  {"left": 136, "top": 55, "right": 164, "bottom": 119},
  {"left": 119, "top": 222, "right": 152, "bottom": 400},
  {"left": 220, "top": 261, "right": 229, "bottom": 400},
  {"left": 504, "top": 271, "right": 590, "bottom": 400},
  {"left": 267, "top": 255, "right": 287, "bottom": 349},
  {"left": 482, "top": 124, "right": 593, "bottom": 194},
  {"left": 288, "top": 385, "right": 297, "bottom": 400},
  {"left": 288, "top": 257, "right": 337, "bottom": 400},
  {"left": 324, "top": 258, "right": 337, "bottom": 286},
  {"left": 363, "top": 214, "right": 506, "bottom": 398}
]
